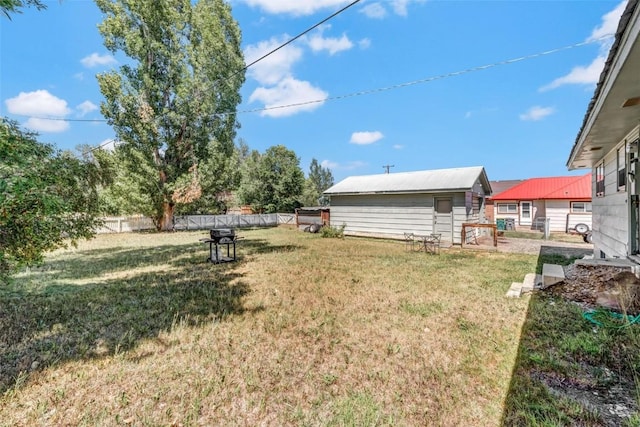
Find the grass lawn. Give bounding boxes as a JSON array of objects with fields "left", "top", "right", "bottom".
[{"left": 0, "top": 227, "right": 636, "bottom": 425}]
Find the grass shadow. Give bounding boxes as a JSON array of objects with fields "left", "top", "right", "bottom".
[
  {"left": 534, "top": 245, "right": 593, "bottom": 274},
  {"left": 0, "top": 234, "right": 298, "bottom": 394},
  {"left": 501, "top": 245, "right": 639, "bottom": 426}
]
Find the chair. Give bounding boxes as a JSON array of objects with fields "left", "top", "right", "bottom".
[
  {"left": 404, "top": 232, "right": 415, "bottom": 251},
  {"left": 425, "top": 233, "right": 441, "bottom": 254}
]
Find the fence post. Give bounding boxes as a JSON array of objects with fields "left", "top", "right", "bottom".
[{"left": 544, "top": 218, "right": 551, "bottom": 240}]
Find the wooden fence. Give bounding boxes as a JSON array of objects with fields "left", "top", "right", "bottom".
[{"left": 96, "top": 213, "right": 296, "bottom": 233}]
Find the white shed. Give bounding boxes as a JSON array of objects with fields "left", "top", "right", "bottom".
[{"left": 323, "top": 166, "right": 492, "bottom": 244}]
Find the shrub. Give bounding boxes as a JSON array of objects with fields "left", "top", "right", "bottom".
[{"left": 321, "top": 224, "right": 345, "bottom": 238}]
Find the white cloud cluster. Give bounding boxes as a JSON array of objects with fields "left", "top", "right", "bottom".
[
  {"left": 76, "top": 100, "right": 98, "bottom": 117},
  {"left": 81, "top": 52, "right": 117, "bottom": 68},
  {"left": 350, "top": 130, "right": 383, "bottom": 145},
  {"left": 245, "top": 24, "right": 362, "bottom": 116},
  {"left": 239, "top": 0, "right": 357, "bottom": 16},
  {"left": 5, "top": 90, "right": 99, "bottom": 133},
  {"left": 5, "top": 90, "right": 71, "bottom": 132},
  {"left": 540, "top": 1, "right": 626, "bottom": 91},
  {"left": 519, "top": 106, "right": 555, "bottom": 121},
  {"left": 360, "top": 0, "right": 425, "bottom": 18}
]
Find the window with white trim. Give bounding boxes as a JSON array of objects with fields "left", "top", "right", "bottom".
[
  {"left": 497, "top": 203, "right": 517, "bottom": 214},
  {"left": 570, "top": 202, "right": 592, "bottom": 213},
  {"left": 595, "top": 162, "right": 605, "bottom": 197}
]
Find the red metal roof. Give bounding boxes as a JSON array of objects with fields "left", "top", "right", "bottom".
[{"left": 490, "top": 173, "right": 591, "bottom": 200}]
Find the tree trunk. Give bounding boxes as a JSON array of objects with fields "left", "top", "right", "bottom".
[{"left": 158, "top": 201, "right": 175, "bottom": 231}]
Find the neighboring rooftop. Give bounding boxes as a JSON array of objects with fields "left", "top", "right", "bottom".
[
  {"left": 489, "top": 180, "right": 525, "bottom": 196},
  {"left": 490, "top": 174, "right": 591, "bottom": 201},
  {"left": 324, "top": 166, "right": 490, "bottom": 195}
]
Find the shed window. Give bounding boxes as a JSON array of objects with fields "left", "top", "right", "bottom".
[
  {"left": 595, "top": 162, "right": 605, "bottom": 197},
  {"left": 571, "top": 202, "right": 592, "bottom": 213},
  {"left": 618, "top": 145, "right": 626, "bottom": 191},
  {"left": 497, "top": 203, "right": 517, "bottom": 214}
]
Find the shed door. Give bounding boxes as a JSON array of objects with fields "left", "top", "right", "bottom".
[{"left": 434, "top": 198, "right": 453, "bottom": 242}]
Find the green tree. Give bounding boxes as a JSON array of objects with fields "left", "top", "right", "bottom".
[
  {"left": 302, "top": 158, "right": 334, "bottom": 206},
  {"left": 238, "top": 145, "right": 305, "bottom": 213},
  {"left": 0, "top": 118, "right": 103, "bottom": 281},
  {"left": 95, "top": 0, "right": 245, "bottom": 230},
  {"left": 0, "top": 0, "right": 45, "bottom": 18}
]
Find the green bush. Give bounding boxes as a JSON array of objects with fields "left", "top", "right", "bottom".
[{"left": 321, "top": 224, "right": 345, "bottom": 238}]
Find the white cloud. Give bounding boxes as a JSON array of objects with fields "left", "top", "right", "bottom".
[
  {"left": 360, "top": 3, "right": 386, "bottom": 19},
  {"left": 321, "top": 160, "right": 339, "bottom": 169},
  {"left": 519, "top": 106, "right": 555, "bottom": 121},
  {"left": 248, "top": 77, "right": 328, "bottom": 117},
  {"left": 74, "top": 72, "right": 84, "bottom": 80},
  {"left": 307, "top": 32, "right": 353, "bottom": 55},
  {"left": 76, "top": 100, "right": 98, "bottom": 117},
  {"left": 350, "top": 131, "right": 384, "bottom": 145},
  {"left": 25, "top": 118, "right": 69, "bottom": 133},
  {"left": 5, "top": 90, "right": 72, "bottom": 133},
  {"left": 238, "top": 0, "right": 352, "bottom": 16},
  {"left": 393, "top": 144, "right": 404, "bottom": 149},
  {"left": 5, "top": 90, "right": 71, "bottom": 117},
  {"left": 322, "top": 160, "right": 367, "bottom": 170},
  {"left": 540, "top": 56, "right": 606, "bottom": 92},
  {"left": 358, "top": 38, "right": 372, "bottom": 49},
  {"left": 588, "top": 1, "right": 627, "bottom": 43},
  {"left": 244, "top": 36, "right": 303, "bottom": 85},
  {"left": 98, "top": 138, "right": 118, "bottom": 151},
  {"left": 81, "top": 52, "right": 117, "bottom": 68},
  {"left": 541, "top": 1, "right": 624, "bottom": 91}
]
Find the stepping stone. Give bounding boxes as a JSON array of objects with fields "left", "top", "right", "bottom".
[
  {"left": 521, "top": 273, "right": 537, "bottom": 293},
  {"left": 506, "top": 282, "right": 522, "bottom": 298},
  {"left": 542, "top": 263, "right": 565, "bottom": 289}
]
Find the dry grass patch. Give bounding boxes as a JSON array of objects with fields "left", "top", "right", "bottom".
[{"left": 0, "top": 227, "right": 535, "bottom": 426}]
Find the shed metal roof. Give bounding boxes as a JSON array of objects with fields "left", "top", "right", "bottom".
[
  {"left": 323, "top": 166, "right": 490, "bottom": 195},
  {"left": 490, "top": 174, "right": 591, "bottom": 201}
]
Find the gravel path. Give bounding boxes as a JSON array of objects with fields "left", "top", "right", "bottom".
[{"left": 496, "top": 237, "right": 593, "bottom": 256}]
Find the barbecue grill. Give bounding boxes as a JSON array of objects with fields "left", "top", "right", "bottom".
[
  {"left": 210, "top": 228, "right": 235, "bottom": 242},
  {"left": 203, "top": 228, "right": 238, "bottom": 263}
]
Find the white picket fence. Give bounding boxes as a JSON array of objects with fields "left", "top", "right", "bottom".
[{"left": 96, "top": 213, "right": 296, "bottom": 234}]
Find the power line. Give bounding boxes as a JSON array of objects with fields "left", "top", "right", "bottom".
[
  {"left": 8, "top": 34, "right": 614, "bottom": 124},
  {"left": 234, "top": 0, "right": 362, "bottom": 82}
]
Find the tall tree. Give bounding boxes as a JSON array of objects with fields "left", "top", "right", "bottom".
[
  {"left": 238, "top": 145, "right": 305, "bottom": 213},
  {"left": 0, "top": 0, "right": 45, "bottom": 18},
  {"left": 302, "top": 158, "right": 334, "bottom": 206},
  {"left": 0, "top": 118, "right": 103, "bottom": 282},
  {"left": 95, "top": 0, "right": 245, "bottom": 230}
]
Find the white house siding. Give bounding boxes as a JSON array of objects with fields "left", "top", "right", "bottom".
[
  {"left": 592, "top": 143, "right": 630, "bottom": 258},
  {"left": 544, "top": 200, "right": 574, "bottom": 232}
]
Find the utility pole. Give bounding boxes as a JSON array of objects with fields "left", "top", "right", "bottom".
[{"left": 382, "top": 164, "right": 394, "bottom": 174}]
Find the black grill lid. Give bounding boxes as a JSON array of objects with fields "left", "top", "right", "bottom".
[{"left": 210, "top": 228, "right": 235, "bottom": 239}]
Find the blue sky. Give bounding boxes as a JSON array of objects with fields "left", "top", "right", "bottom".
[{"left": 0, "top": 0, "right": 627, "bottom": 182}]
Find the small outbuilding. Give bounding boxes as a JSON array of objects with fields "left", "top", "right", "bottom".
[{"left": 323, "top": 166, "right": 492, "bottom": 244}]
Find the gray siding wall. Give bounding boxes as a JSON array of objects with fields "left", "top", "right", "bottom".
[
  {"left": 329, "top": 188, "right": 483, "bottom": 244},
  {"left": 329, "top": 193, "right": 434, "bottom": 238},
  {"left": 593, "top": 144, "right": 629, "bottom": 258}
]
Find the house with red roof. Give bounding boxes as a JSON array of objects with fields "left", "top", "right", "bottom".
[{"left": 490, "top": 174, "right": 592, "bottom": 233}]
